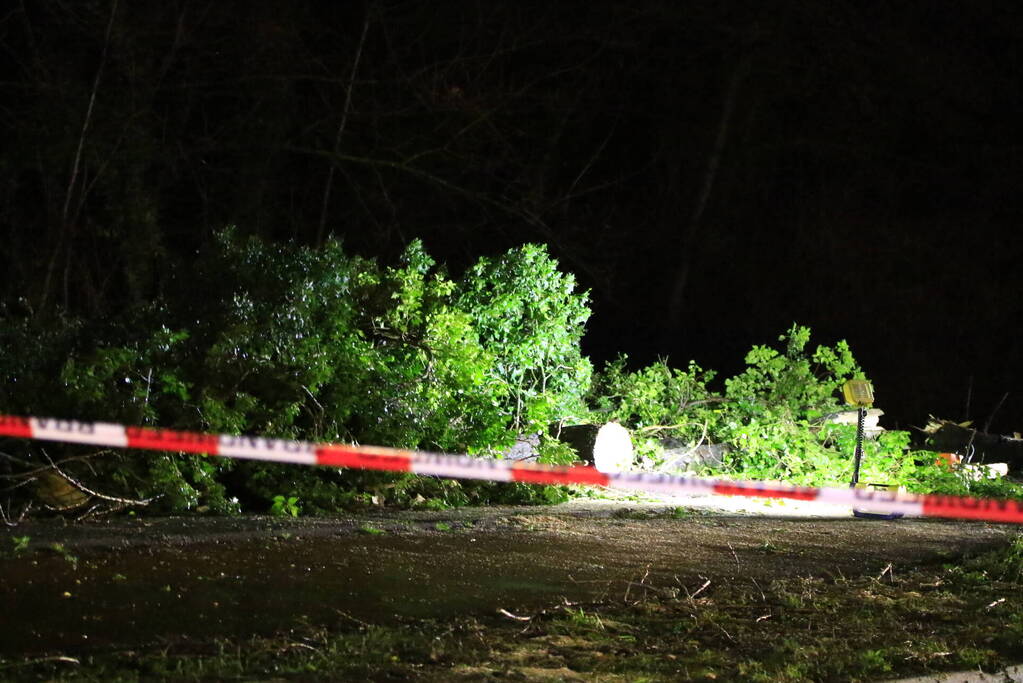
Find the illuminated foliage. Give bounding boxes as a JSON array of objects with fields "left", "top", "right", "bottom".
[{"left": 0, "top": 233, "right": 592, "bottom": 512}]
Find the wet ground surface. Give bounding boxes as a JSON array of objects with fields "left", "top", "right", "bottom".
[{"left": 0, "top": 499, "right": 1015, "bottom": 657}]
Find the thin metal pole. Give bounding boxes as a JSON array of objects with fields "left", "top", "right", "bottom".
[{"left": 851, "top": 406, "right": 866, "bottom": 486}]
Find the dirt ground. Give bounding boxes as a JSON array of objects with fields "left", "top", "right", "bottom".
[{"left": 1, "top": 496, "right": 1015, "bottom": 661}]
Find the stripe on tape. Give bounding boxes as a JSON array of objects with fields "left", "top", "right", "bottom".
[
  {"left": 512, "top": 463, "right": 610, "bottom": 487},
  {"left": 317, "top": 445, "right": 412, "bottom": 471},
  {"left": 922, "top": 495, "right": 1023, "bottom": 523},
  {"left": 713, "top": 482, "right": 818, "bottom": 502},
  {"left": 610, "top": 472, "right": 718, "bottom": 496},
  {"left": 1, "top": 413, "right": 1021, "bottom": 525},
  {"left": 0, "top": 415, "right": 33, "bottom": 438},
  {"left": 30, "top": 418, "right": 129, "bottom": 448},
  {"left": 411, "top": 454, "right": 514, "bottom": 482},
  {"left": 219, "top": 435, "right": 317, "bottom": 465},
  {"left": 127, "top": 426, "right": 217, "bottom": 454}
]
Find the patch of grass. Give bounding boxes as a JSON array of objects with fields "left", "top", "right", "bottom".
[
  {"left": 47, "top": 542, "right": 78, "bottom": 569},
  {"left": 4, "top": 534, "right": 1023, "bottom": 681},
  {"left": 10, "top": 535, "right": 30, "bottom": 554},
  {"left": 612, "top": 508, "right": 655, "bottom": 520},
  {"left": 624, "top": 506, "right": 705, "bottom": 520},
  {"left": 356, "top": 524, "right": 386, "bottom": 535},
  {"left": 563, "top": 607, "right": 605, "bottom": 631},
  {"left": 609, "top": 505, "right": 706, "bottom": 520}
]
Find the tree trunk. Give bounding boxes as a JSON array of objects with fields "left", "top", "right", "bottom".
[
  {"left": 665, "top": 54, "right": 749, "bottom": 333},
  {"left": 920, "top": 420, "right": 1023, "bottom": 474},
  {"left": 504, "top": 423, "right": 635, "bottom": 473}
]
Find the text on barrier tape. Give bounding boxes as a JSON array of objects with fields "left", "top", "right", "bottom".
[{"left": 2, "top": 413, "right": 1022, "bottom": 524}]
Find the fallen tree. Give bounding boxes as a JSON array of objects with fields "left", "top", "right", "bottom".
[
  {"left": 918, "top": 418, "right": 1023, "bottom": 475},
  {"left": 503, "top": 422, "right": 635, "bottom": 473}
]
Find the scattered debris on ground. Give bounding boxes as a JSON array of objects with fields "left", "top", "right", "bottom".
[{"left": 1, "top": 498, "right": 1021, "bottom": 680}]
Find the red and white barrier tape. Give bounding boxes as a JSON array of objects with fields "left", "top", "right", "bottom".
[{"left": 2, "top": 414, "right": 1021, "bottom": 524}]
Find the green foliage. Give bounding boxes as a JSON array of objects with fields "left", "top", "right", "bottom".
[
  {"left": 48, "top": 542, "right": 78, "bottom": 569},
  {"left": 456, "top": 244, "right": 592, "bottom": 431},
  {"left": 0, "top": 309, "right": 83, "bottom": 418},
  {"left": 722, "top": 323, "right": 861, "bottom": 422},
  {"left": 6, "top": 247, "right": 1016, "bottom": 515},
  {"left": 590, "top": 324, "right": 1018, "bottom": 497},
  {"left": 589, "top": 356, "right": 719, "bottom": 463},
  {"left": 270, "top": 495, "right": 301, "bottom": 517},
  {"left": 992, "top": 534, "right": 1023, "bottom": 582},
  {"left": 590, "top": 325, "right": 866, "bottom": 482},
  {"left": 898, "top": 457, "right": 1023, "bottom": 499},
  {"left": 0, "top": 233, "right": 593, "bottom": 514},
  {"left": 712, "top": 326, "right": 877, "bottom": 484},
  {"left": 590, "top": 356, "right": 717, "bottom": 434}
]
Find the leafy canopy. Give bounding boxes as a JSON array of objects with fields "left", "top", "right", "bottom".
[
  {"left": 589, "top": 324, "right": 1021, "bottom": 497},
  {"left": 0, "top": 232, "right": 592, "bottom": 512}
]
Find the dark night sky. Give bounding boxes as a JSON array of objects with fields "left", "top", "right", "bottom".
[
  {"left": 1, "top": 0, "right": 1021, "bottom": 433},
  {"left": 575, "top": 2, "right": 1023, "bottom": 433}
]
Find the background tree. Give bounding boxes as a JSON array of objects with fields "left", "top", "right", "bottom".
[{"left": 1, "top": 0, "right": 1021, "bottom": 430}]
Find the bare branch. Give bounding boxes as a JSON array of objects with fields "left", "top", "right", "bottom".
[
  {"left": 40, "top": 0, "right": 119, "bottom": 309},
  {"left": 61, "top": 0, "right": 119, "bottom": 225},
  {"left": 317, "top": 6, "right": 373, "bottom": 246}
]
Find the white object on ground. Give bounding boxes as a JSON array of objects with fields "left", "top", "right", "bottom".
[
  {"left": 591, "top": 422, "right": 634, "bottom": 473},
  {"left": 826, "top": 408, "right": 885, "bottom": 438},
  {"left": 961, "top": 462, "right": 1009, "bottom": 481}
]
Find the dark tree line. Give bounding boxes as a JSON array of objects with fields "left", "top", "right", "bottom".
[{"left": 2, "top": 0, "right": 1021, "bottom": 428}]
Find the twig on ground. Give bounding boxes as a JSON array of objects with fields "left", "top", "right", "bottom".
[
  {"left": 498, "top": 608, "right": 532, "bottom": 622},
  {"left": 686, "top": 578, "right": 712, "bottom": 603},
  {"left": 713, "top": 621, "right": 735, "bottom": 642},
  {"left": 0, "top": 655, "right": 80, "bottom": 670},
  {"left": 1, "top": 499, "right": 33, "bottom": 526},
  {"left": 727, "top": 542, "right": 740, "bottom": 568},
  {"left": 37, "top": 450, "right": 161, "bottom": 511},
  {"left": 332, "top": 610, "right": 372, "bottom": 628},
  {"left": 0, "top": 477, "right": 36, "bottom": 492},
  {"left": 278, "top": 642, "right": 317, "bottom": 654},
  {"left": 625, "top": 581, "right": 680, "bottom": 600},
  {"left": 625, "top": 565, "right": 652, "bottom": 603},
  {"left": 0, "top": 450, "right": 114, "bottom": 479}
]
